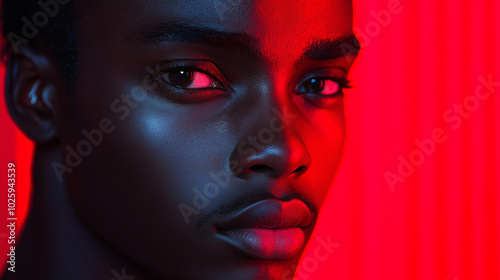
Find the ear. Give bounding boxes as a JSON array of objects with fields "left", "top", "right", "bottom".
[{"left": 5, "top": 46, "right": 63, "bottom": 144}]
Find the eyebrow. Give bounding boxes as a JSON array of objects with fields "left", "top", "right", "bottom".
[
  {"left": 299, "top": 35, "right": 360, "bottom": 66},
  {"left": 126, "top": 21, "right": 360, "bottom": 64}
]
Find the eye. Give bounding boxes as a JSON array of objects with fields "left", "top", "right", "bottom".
[
  {"left": 151, "top": 60, "right": 229, "bottom": 103},
  {"left": 297, "top": 77, "right": 347, "bottom": 96},
  {"left": 159, "top": 68, "right": 222, "bottom": 89}
]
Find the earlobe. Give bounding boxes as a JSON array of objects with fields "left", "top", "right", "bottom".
[{"left": 5, "top": 47, "right": 61, "bottom": 144}]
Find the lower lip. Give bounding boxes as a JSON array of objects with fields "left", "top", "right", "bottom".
[{"left": 217, "top": 228, "right": 306, "bottom": 260}]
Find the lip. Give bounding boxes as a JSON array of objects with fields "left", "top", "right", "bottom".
[{"left": 215, "top": 199, "right": 313, "bottom": 260}]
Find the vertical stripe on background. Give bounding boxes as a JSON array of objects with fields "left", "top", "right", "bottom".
[
  {"left": 485, "top": 1, "right": 500, "bottom": 278},
  {"left": 15, "top": 130, "right": 33, "bottom": 236},
  {"left": 415, "top": 1, "right": 439, "bottom": 280},
  {"left": 444, "top": 1, "right": 465, "bottom": 279},
  {"left": 465, "top": 1, "right": 485, "bottom": 279}
]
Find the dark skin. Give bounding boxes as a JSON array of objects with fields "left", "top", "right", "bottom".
[{"left": 4, "top": 0, "right": 358, "bottom": 279}]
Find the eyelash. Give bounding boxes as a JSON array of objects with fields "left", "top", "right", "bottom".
[
  {"left": 153, "top": 62, "right": 227, "bottom": 90},
  {"left": 333, "top": 76, "right": 352, "bottom": 90},
  {"left": 316, "top": 75, "right": 352, "bottom": 90},
  {"left": 297, "top": 74, "right": 352, "bottom": 97}
]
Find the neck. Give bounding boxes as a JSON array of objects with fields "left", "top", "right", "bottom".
[{"left": 2, "top": 144, "right": 156, "bottom": 280}]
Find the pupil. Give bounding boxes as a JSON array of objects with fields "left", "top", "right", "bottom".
[
  {"left": 170, "top": 70, "right": 193, "bottom": 87},
  {"left": 308, "top": 78, "right": 324, "bottom": 92}
]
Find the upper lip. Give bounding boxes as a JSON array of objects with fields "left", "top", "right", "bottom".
[{"left": 215, "top": 199, "right": 313, "bottom": 230}]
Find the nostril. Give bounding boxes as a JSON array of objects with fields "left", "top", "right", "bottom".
[
  {"left": 249, "top": 164, "right": 273, "bottom": 173},
  {"left": 293, "top": 165, "right": 307, "bottom": 174}
]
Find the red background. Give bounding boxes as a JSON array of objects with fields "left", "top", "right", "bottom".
[{"left": 1, "top": 0, "right": 499, "bottom": 279}]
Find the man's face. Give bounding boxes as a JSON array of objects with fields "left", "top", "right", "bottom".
[{"left": 60, "top": 0, "right": 356, "bottom": 279}]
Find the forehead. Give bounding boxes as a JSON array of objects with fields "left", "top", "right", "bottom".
[{"left": 77, "top": 0, "right": 353, "bottom": 64}]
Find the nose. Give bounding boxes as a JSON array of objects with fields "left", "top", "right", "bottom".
[{"left": 229, "top": 107, "right": 311, "bottom": 179}]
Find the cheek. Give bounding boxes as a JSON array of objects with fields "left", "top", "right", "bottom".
[
  {"left": 63, "top": 97, "right": 236, "bottom": 277},
  {"left": 69, "top": 97, "right": 228, "bottom": 226},
  {"left": 65, "top": 102, "right": 194, "bottom": 240},
  {"left": 298, "top": 107, "right": 346, "bottom": 206}
]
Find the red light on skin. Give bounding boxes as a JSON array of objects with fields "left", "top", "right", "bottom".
[
  {"left": 247, "top": 0, "right": 354, "bottom": 67},
  {"left": 238, "top": 0, "right": 354, "bottom": 207},
  {"left": 220, "top": 228, "right": 306, "bottom": 260},
  {"left": 216, "top": 199, "right": 313, "bottom": 260}
]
